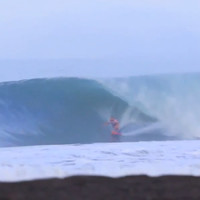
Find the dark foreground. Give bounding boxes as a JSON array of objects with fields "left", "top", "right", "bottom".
[{"left": 0, "top": 175, "right": 200, "bottom": 200}]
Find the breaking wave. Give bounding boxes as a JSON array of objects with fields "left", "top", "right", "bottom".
[
  {"left": 0, "top": 78, "right": 157, "bottom": 147},
  {"left": 101, "top": 73, "right": 200, "bottom": 140},
  {"left": 0, "top": 73, "right": 199, "bottom": 147}
]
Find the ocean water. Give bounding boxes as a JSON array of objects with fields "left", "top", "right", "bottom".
[{"left": 0, "top": 73, "right": 200, "bottom": 181}]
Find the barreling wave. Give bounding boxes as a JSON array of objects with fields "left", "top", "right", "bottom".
[
  {"left": 1, "top": 73, "right": 199, "bottom": 147},
  {"left": 0, "top": 77, "right": 159, "bottom": 147}
]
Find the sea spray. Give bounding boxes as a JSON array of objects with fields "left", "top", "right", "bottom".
[{"left": 101, "top": 73, "right": 200, "bottom": 139}]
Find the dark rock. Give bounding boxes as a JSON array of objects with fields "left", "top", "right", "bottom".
[{"left": 0, "top": 175, "right": 200, "bottom": 200}]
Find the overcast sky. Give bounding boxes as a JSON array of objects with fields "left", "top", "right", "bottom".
[{"left": 0, "top": 0, "right": 200, "bottom": 79}]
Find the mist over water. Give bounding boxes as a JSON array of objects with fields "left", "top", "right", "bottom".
[{"left": 101, "top": 73, "right": 200, "bottom": 139}]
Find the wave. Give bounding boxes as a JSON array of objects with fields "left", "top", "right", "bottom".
[
  {"left": 101, "top": 73, "right": 200, "bottom": 140},
  {"left": 0, "top": 78, "right": 158, "bottom": 147},
  {"left": 1, "top": 73, "right": 199, "bottom": 147}
]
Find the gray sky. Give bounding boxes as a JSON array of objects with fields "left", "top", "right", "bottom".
[{"left": 0, "top": 0, "right": 200, "bottom": 78}]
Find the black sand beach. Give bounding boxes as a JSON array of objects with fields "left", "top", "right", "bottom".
[{"left": 0, "top": 175, "right": 200, "bottom": 200}]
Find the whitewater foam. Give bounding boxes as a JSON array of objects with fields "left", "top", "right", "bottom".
[{"left": 1, "top": 140, "right": 200, "bottom": 182}]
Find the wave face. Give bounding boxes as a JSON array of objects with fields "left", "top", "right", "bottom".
[
  {"left": 0, "top": 78, "right": 158, "bottom": 147},
  {"left": 1, "top": 73, "right": 199, "bottom": 147},
  {"left": 102, "top": 73, "right": 200, "bottom": 140}
]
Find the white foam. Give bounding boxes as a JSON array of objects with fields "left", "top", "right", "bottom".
[{"left": 0, "top": 140, "right": 200, "bottom": 182}]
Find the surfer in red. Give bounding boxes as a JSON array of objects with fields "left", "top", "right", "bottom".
[{"left": 105, "top": 117, "right": 121, "bottom": 141}]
